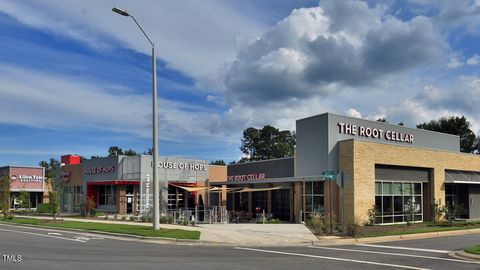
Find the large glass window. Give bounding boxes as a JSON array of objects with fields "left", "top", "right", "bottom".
[
  {"left": 272, "top": 189, "right": 290, "bottom": 221},
  {"left": 303, "top": 181, "right": 324, "bottom": 216},
  {"left": 98, "top": 185, "right": 117, "bottom": 206},
  {"left": 374, "top": 181, "right": 423, "bottom": 224}
]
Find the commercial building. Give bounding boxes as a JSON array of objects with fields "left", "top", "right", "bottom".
[
  {"left": 216, "top": 112, "right": 480, "bottom": 226},
  {"left": 0, "top": 165, "right": 47, "bottom": 209},
  {"left": 60, "top": 154, "right": 226, "bottom": 215}
]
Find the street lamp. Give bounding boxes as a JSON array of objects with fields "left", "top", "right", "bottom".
[{"left": 112, "top": 7, "right": 160, "bottom": 230}]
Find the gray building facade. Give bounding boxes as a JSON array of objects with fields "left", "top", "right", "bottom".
[{"left": 295, "top": 113, "right": 460, "bottom": 177}]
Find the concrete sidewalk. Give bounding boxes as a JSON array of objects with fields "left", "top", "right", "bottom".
[{"left": 13, "top": 215, "right": 317, "bottom": 246}]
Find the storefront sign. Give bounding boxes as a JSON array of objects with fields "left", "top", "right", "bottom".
[
  {"left": 10, "top": 174, "right": 43, "bottom": 182},
  {"left": 156, "top": 161, "right": 207, "bottom": 171},
  {"left": 60, "top": 171, "right": 71, "bottom": 182},
  {"left": 9, "top": 167, "right": 44, "bottom": 191},
  {"left": 228, "top": 173, "right": 266, "bottom": 181},
  {"left": 84, "top": 165, "right": 115, "bottom": 175},
  {"left": 337, "top": 122, "right": 414, "bottom": 144},
  {"left": 144, "top": 173, "right": 151, "bottom": 210}
]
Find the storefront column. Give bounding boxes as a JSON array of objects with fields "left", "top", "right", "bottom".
[
  {"left": 117, "top": 185, "right": 126, "bottom": 214},
  {"left": 431, "top": 167, "right": 446, "bottom": 212},
  {"left": 293, "top": 182, "right": 302, "bottom": 223},
  {"left": 133, "top": 185, "right": 139, "bottom": 214},
  {"left": 267, "top": 184, "right": 272, "bottom": 214},
  {"left": 248, "top": 190, "right": 253, "bottom": 213},
  {"left": 221, "top": 185, "right": 227, "bottom": 207},
  {"left": 324, "top": 180, "right": 340, "bottom": 223}
]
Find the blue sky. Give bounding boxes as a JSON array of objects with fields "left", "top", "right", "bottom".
[{"left": 0, "top": 0, "right": 479, "bottom": 166}]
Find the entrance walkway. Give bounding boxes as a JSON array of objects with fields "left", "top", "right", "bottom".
[{"left": 196, "top": 223, "right": 317, "bottom": 245}]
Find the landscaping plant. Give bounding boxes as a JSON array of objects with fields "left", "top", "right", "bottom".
[{"left": 0, "top": 175, "right": 10, "bottom": 218}]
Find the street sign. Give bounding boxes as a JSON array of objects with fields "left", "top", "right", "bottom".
[{"left": 321, "top": 170, "right": 338, "bottom": 179}]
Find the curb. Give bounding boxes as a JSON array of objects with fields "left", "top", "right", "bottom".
[
  {"left": 448, "top": 250, "right": 480, "bottom": 261},
  {"left": 312, "top": 227, "right": 480, "bottom": 246}
]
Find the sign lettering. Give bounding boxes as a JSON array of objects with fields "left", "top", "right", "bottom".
[
  {"left": 84, "top": 165, "right": 115, "bottom": 175},
  {"left": 227, "top": 173, "right": 266, "bottom": 182},
  {"left": 338, "top": 122, "right": 414, "bottom": 144}
]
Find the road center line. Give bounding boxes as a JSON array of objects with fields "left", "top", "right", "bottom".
[
  {"left": 308, "top": 245, "right": 480, "bottom": 265},
  {"left": 0, "top": 227, "right": 86, "bottom": 243},
  {"left": 357, "top": 244, "right": 450, "bottom": 254},
  {"left": 235, "top": 247, "right": 430, "bottom": 270}
]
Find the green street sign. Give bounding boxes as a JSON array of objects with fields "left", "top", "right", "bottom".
[{"left": 321, "top": 170, "right": 339, "bottom": 179}]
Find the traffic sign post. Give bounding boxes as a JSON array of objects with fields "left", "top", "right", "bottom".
[{"left": 321, "top": 170, "right": 338, "bottom": 234}]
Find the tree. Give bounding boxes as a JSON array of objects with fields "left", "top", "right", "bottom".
[
  {"left": 123, "top": 149, "right": 137, "bottom": 156},
  {"left": 0, "top": 175, "right": 10, "bottom": 218},
  {"left": 143, "top": 148, "right": 153, "bottom": 155},
  {"left": 417, "top": 116, "right": 479, "bottom": 153},
  {"left": 18, "top": 191, "right": 31, "bottom": 212},
  {"left": 209, "top": 160, "right": 226, "bottom": 165},
  {"left": 108, "top": 146, "right": 124, "bottom": 156},
  {"left": 48, "top": 191, "right": 60, "bottom": 220},
  {"left": 39, "top": 158, "right": 62, "bottom": 202},
  {"left": 39, "top": 158, "right": 60, "bottom": 180},
  {"left": 376, "top": 118, "right": 387, "bottom": 123},
  {"left": 239, "top": 125, "right": 296, "bottom": 162}
]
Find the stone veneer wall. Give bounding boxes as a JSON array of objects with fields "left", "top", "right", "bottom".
[{"left": 339, "top": 139, "right": 480, "bottom": 226}]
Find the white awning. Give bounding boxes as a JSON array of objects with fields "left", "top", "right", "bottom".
[
  {"left": 445, "top": 170, "right": 480, "bottom": 184},
  {"left": 233, "top": 186, "right": 285, "bottom": 193}
]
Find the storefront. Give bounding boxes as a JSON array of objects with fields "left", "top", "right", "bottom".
[
  {"left": 60, "top": 154, "right": 225, "bottom": 215},
  {"left": 0, "top": 166, "right": 46, "bottom": 209},
  {"left": 216, "top": 112, "right": 480, "bottom": 226}
]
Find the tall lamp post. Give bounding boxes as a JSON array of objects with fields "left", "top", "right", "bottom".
[{"left": 112, "top": 7, "right": 160, "bottom": 230}]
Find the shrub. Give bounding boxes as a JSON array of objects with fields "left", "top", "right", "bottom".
[
  {"left": 347, "top": 223, "right": 360, "bottom": 238},
  {"left": 36, "top": 203, "right": 49, "bottom": 214},
  {"left": 121, "top": 215, "right": 126, "bottom": 221},
  {"left": 48, "top": 191, "right": 60, "bottom": 220},
  {"left": 86, "top": 196, "right": 96, "bottom": 217},
  {"left": 404, "top": 199, "right": 415, "bottom": 226},
  {"left": 364, "top": 205, "right": 379, "bottom": 226},
  {"left": 431, "top": 199, "right": 446, "bottom": 225},
  {"left": 129, "top": 216, "right": 135, "bottom": 221}
]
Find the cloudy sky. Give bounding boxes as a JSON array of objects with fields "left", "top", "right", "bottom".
[{"left": 0, "top": 0, "right": 479, "bottom": 165}]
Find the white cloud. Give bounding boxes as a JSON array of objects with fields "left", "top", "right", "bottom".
[
  {"left": 447, "top": 55, "right": 464, "bottom": 68},
  {"left": 0, "top": 0, "right": 267, "bottom": 80},
  {"left": 222, "top": 0, "right": 445, "bottom": 107},
  {"left": 346, "top": 108, "right": 362, "bottom": 118},
  {"left": 0, "top": 65, "right": 229, "bottom": 144},
  {"left": 467, "top": 54, "right": 480, "bottom": 65},
  {"left": 378, "top": 76, "right": 480, "bottom": 133}
]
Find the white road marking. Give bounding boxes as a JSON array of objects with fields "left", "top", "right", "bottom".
[
  {"left": 235, "top": 247, "right": 430, "bottom": 270},
  {"left": 308, "top": 245, "right": 480, "bottom": 265},
  {"left": 0, "top": 228, "right": 86, "bottom": 243},
  {"left": 357, "top": 244, "right": 450, "bottom": 254},
  {"left": 74, "top": 237, "right": 90, "bottom": 241},
  {"left": 47, "top": 232, "right": 62, "bottom": 236}
]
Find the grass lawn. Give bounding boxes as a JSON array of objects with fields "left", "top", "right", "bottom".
[
  {"left": 465, "top": 245, "right": 480, "bottom": 255},
  {"left": 355, "top": 221, "right": 480, "bottom": 238},
  {"left": 0, "top": 217, "right": 200, "bottom": 240}
]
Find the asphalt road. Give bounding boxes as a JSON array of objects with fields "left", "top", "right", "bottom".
[{"left": 1, "top": 223, "right": 480, "bottom": 270}]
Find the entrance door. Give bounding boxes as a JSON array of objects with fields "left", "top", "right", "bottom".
[
  {"left": 469, "top": 185, "right": 480, "bottom": 219},
  {"left": 126, "top": 195, "right": 134, "bottom": 214}
]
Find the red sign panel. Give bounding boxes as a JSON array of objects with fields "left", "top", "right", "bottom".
[{"left": 10, "top": 167, "right": 44, "bottom": 191}]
